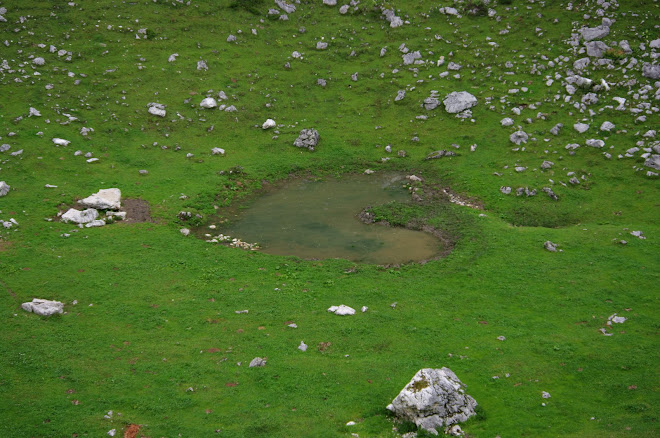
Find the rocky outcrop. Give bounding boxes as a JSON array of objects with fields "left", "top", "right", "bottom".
[{"left": 387, "top": 368, "right": 477, "bottom": 436}]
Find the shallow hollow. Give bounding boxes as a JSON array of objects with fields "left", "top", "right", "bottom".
[{"left": 199, "top": 173, "right": 450, "bottom": 264}]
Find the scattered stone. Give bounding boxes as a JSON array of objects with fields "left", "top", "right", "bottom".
[
  {"left": 642, "top": 63, "right": 660, "bottom": 80},
  {"left": 600, "top": 121, "right": 615, "bottom": 132},
  {"left": 212, "top": 147, "right": 225, "bottom": 155},
  {"left": 200, "top": 97, "right": 218, "bottom": 109},
  {"left": 574, "top": 123, "right": 589, "bottom": 133},
  {"left": 585, "top": 41, "right": 609, "bottom": 58},
  {"left": 298, "top": 341, "right": 308, "bottom": 352},
  {"left": 52, "top": 138, "right": 71, "bottom": 147},
  {"left": 386, "top": 368, "right": 477, "bottom": 436},
  {"left": 293, "top": 129, "right": 320, "bottom": 151},
  {"left": 21, "top": 299, "right": 64, "bottom": 316},
  {"left": 262, "top": 119, "right": 276, "bottom": 129},
  {"left": 426, "top": 150, "right": 456, "bottom": 160},
  {"left": 328, "top": 305, "right": 356, "bottom": 316},
  {"left": 0, "top": 181, "right": 9, "bottom": 197},
  {"left": 147, "top": 103, "right": 166, "bottom": 117},
  {"left": 249, "top": 357, "right": 267, "bottom": 367},
  {"left": 501, "top": 118, "right": 514, "bottom": 127},
  {"left": 542, "top": 187, "right": 559, "bottom": 200},
  {"left": 395, "top": 90, "right": 406, "bottom": 101},
  {"left": 630, "top": 230, "right": 645, "bottom": 239},
  {"left": 500, "top": 186, "right": 511, "bottom": 195},
  {"left": 541, "top": 161, "right": 554, "bottom": 170},
  {"left": 509, "top": 130, "right": 529, "bottom": 145},
  {"left": 544, "top": 241, "right": 557, "bottom": 252},
  {"left": 542, "top": 391, "right": 551, "bottom": 399},
  {"left": 180, "top": 228, "right": 190, "bottom": 236},
  {"left": 442, "top": 91, "right": 477, "bottom": 114}
]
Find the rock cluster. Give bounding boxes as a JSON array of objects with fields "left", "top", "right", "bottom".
[{"left": 293, "top": 129, "right": 320, "bottom": 151}]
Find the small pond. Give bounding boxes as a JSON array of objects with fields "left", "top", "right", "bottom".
[{"left": 211, "top": 173, "right": 440, "bottom": 264}]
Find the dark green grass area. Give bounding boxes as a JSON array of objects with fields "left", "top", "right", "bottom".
[{"left": 0, "top": 0, "right": 659, "bottom": 436}]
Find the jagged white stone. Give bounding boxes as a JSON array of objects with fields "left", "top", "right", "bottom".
[{"left": 387, "top": 368, "right": 477, "bottom": 436}]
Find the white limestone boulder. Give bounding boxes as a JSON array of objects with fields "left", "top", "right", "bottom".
[
  {"left": 0, "top": 181, "right": 9, "bottom": 197},
  {"left": 387, "top": 368, "right": 477, "bottom": 436},
  {"left": 200, "top": 97, "right": 218, "bottom": 109},
  {"left": 52, "top": 138, "right": 71, "bottom": 147},
  {"left": 21, "top": 299, "right": 64, "bottom": 316},
  {"left": 442, "top": 91, "right": 477, "bottom": 114},
  {"left": 327, "top": 305, "right": 355, "bottom": 316},
  {"left": 262, "top": 119, "right": 276, "bottom": 129},
  {"left": 79, "top": 188, "right": 121, "bottom": 210},
  {"left": 61, "top": 208, "right": 99, "bottom": 224}
]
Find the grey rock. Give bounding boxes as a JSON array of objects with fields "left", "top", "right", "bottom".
[
  {"left": 541, "top": 161, "right": 554, "bottom": 169},
  {"left": 442, "top": 91, "right": 477, "bottom": 114},
  {"left": 382, "top": 9, "right": 403, "bottom": 28},
  {"left": 351, "top": 72, "right": 358, "bottom": 81},
  {"left": 275, "top": 0, "right": 296, "bottom": 14},
  {"left": 542, "top": 187, "right": 559, "bottom": 200},
  {"left": 574, "top": 123, "right": 589, "bottom": 133},
  {"left": 0, "top": 181, "right": 9, "bottom": 197},
  {"left": 395, "top": 90, "right": 406, "bottom": 101},
  {"left": 580, "top": 25, "right": 610, "bottom": 42},
  {"left": 21, "top": 299, "right": 64, "bottom": 316},
  {"left": 544, "top": 241, "right": 557, "bottom": 252},
  {"left": 650, "top": 39, "right": 660, "bottom": 50},
  {"left": 426, "top": 150, "right": 456, "bottom": 160},
  {"left": 316, "top": 41, "right": 328, "bottom": 50},
  {"left": 147, "top": 103, "right": 166, "bottom": 117},
  {"left": 293, "top": 129, "right": 320, "bottom": 151},
  {"left": 249, "top": 357, "right": 267, "bottom": 367},
  {"left": 197, "top": 60, "right": 208, "bottom": 71},
  {"left": 298, "top": 341, "right": 308, "bottom": 352},
  {"left": 439, "top": 7, "right": 459, "bottom": 16},
  {"left": 403, "top": 51, "right": 422, "bottom": 65},
  {"left": 0, "top": 144, "right": 10, "bottom": 153},
  {"left": 33, "top": 57, "right": 45, "bottom": 66},
  {"left": 550, "top": 123, "right": 563, "bottom": 135},
  {"left": 424, "top": 97, "right": 440, "bottom": 111},
  {"left": 500, "top": 186, "right": 512, "bottom": 195},
  {"left": 509, "top": 130, "right": 529, "bottom": 145},
  {"left": 586, "top": 139, "right": 605, "bottom": 148},
  {"left": 585, "top": 41, "right": 609, "bottom": 58},
  {"left": 501, "top": 118, "right": 514, "bottom": 127},
  {"left": 642, "top": 63, "right": 660, "bottom": 80},
  {"left": 200, "top": 97, "right": 217, "bottom": 109},
  {"left": 573, "top": 57, "right": 590, "bottom": 71},
  {"left": 339, "top": 4, "right": 349, "bottom": 14},
  {"left": 619, "top": 40, "right": 632, "bottom": 54},
  {"left": 323, "top": 0, "right": 337, "bottom": 4},
  {"left": 569, "top": 177, "right": 580, "bottom": 185},
  {"left": 600, "top": 121, "right": 615, "bottom": 132},
  {"left": 644, "top": 154, "right": 660, "bottom": 170},
  {"left": 226, "top": 34, "right": 236, "bottom": 42},
  {"left": 317, "top": 78, "right": 327, "bottom": 87},
  {"left": 85, "top": 219, "right": 106, "bottom": 228},
  {"left": 386, "top": 368, "right": 477, "bottom": 436}
]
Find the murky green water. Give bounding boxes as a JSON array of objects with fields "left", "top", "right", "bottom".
[{"left": 215, "top": 173, "right": 440, "bottom": 264}]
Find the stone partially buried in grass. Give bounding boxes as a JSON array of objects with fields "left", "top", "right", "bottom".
[
  {"left": 21, "top": 299, "right": 64, "bottom": 316},
  {"left": 442, "top": 91, "right": 477, "bottom": 114},
  {"left": 387, "top": 368, "right": 477, "bottom": 436}
]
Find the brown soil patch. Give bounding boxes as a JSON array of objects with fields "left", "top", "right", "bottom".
[
  {"left": 121, "top": 199, "right": 152, "bottom": 223},
  {"left": 0, "top": 239, "right": 14, "bottom": 252},
  {"left": 124, "top": 424, "right": 141, "bottom": 438}
]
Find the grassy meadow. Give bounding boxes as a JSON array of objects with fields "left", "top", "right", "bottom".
[{"left": 0, "top": 0, "right": 658, "bottom": 436}]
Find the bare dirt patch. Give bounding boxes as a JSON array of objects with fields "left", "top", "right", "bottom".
[
  {"left": 123, "top": 424, "right": 141, "bottom": 438},
  {"left": 121, "top": 199, "right": 152, "bottom": 223}
]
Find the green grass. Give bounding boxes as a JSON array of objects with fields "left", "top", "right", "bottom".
[{"left": 0, "top": 0, "right": 658, "bottom": 436}]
